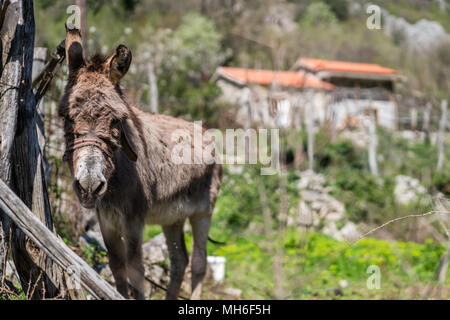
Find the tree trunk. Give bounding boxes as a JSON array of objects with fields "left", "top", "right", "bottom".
[{"left": 437, "top": 100, "right": 447, "bottom": 171}]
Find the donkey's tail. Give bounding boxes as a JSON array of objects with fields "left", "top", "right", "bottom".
[{"left": 208, "top": 236, "right": 227, "bottom": 245}]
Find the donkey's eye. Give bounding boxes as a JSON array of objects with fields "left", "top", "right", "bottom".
[{"left": 111, "top": 128, "right": 120, "bottom": 139}]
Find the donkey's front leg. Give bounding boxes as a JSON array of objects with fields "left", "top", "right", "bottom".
[
  {"left": 97, "top": 212, "right": 129, "bottom": 299},
  {"left": 123, "top": 217, "right": 145, "bottom": 300}
]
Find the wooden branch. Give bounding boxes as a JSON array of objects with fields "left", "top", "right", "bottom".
[
  {"left": 33, "top": 40, "right": 65, "bottom": 103},
  {"left": 0, "top": 179, "right": 124, "bottom": 300}
]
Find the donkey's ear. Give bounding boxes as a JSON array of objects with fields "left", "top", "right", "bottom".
[
  {"left": 65, "top": 24, "right": 85, "bottom": 76},
  {"left": 107, "top": 44, "right": 132, "bottom": 84},
  {"left": 120, "top": 121, "right": 138, "bottom": 162}
]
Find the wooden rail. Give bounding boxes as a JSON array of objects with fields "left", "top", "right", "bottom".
[{"left": 0, "top": 179, "right": 124, "bottom": 300}]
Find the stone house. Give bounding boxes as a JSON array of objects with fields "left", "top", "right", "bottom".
[
  {"left": 213, "top": 58, "right": 401, "bottom": 131},
  {"left": 212, "top": 66, "right": 334, "bottom": 129},
  {"left": 292, "top": 58, "right": 400, "bottom": 130}
]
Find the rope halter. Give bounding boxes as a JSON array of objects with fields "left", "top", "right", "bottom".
[{"left": 64, "top": 136, "right": 114, "bottom": 161}]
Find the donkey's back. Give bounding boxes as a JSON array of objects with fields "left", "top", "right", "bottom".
[{"left": 116, "top": 107, "right": 222, "bottom": 226}]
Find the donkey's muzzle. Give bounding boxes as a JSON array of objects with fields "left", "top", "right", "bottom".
[{"left": 74, "top": 176, "right": 107, "bottom": 208}]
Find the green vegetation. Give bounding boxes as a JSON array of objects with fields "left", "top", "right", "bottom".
[{"left": 207, "top": 230, "right": 445, "bottom": 299}]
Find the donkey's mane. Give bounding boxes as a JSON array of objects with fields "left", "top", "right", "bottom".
[{"left": 85, "top": 53, "right": 109, "bottom": 72}]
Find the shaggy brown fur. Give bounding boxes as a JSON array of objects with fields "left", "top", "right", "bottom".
[{"left": 59, "top": 28, "right": 222, "bottom": 300}]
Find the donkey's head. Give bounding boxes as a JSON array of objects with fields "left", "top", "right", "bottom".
[{"left": 59, "top": 28, "right": 138, "bottom": 208}]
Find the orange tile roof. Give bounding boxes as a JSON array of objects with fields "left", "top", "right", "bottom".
[
  {"left": 217, "top": 67, "right": 334, "bottom": 90},
  {"left": 298, "top": 58, "right": 396, "bottom": 75}
]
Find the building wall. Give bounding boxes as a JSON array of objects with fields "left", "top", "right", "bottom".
[{"left": 328, "top": 99, "right": 397, "bottom": 130}]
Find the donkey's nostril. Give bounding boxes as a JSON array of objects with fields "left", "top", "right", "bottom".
[
  {"left": 75, "top": 179, "right": 86, "bottom": 193},
  {"left": 93, "top": 180, "right": 107, "bottom": 195}
]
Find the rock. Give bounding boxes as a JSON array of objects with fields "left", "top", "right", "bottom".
[
  {"left": 145, "top": 264, "right": 166, "bottom": 285},
  {"left": 300, "top": 190, "right": 323, "bottom": 202},
  {"left": 394, "top": 175, "right": 429, "bottom": 205},
  {"left": 298, "top": 201, "right": 313, "bottom": 226},
  {"left": 142, "top": 233, "right": 168, "bottom": 264},
  {"left": 380, "top": 6, "right": 450, "bottom": 51},
  {"left": 339, "top": 222, "right": 361, "bottom": 242},
  {"left": 98, "top": 264, "right": 114, "bottom": 285},
  {"left": 291, "top": 170, "right": 361, "bottom": 241},
  {"left": 322, "top": 222, "right": 342, "bottom": 241},
  {"left": 297, "top": 170, "right": 326, "bottom": 191}
]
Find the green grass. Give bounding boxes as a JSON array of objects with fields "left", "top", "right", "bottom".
[{"left": 207, "top": 230, "right": 447, "bottom": 299}]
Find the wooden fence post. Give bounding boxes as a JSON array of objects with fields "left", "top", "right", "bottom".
[
  {"left": 410, "top": 107, "right": 417, "bottom": 131},
  {"left": 437, "top": 100, "right": 448, "bottom": 171},
  {"left": 368, "top": 109, "right": 379, "bottom": 176},
  {"left": 306, "top": 100, "right": 314, "bottom": 171},
  {"left": 0, "top": 0, "right": 21, "bottom": 284},
  {"left": 33, "top": 47, "right": 50, "bottom": 183},
  {"left": 423, "top": 102, "right": 431, "bottom": 143},
  {"left": 0, "top": 0, "right": 83, "bottom": 299},
  {"left": 148, "top": 60, "right": 159, "bottom": 113}
]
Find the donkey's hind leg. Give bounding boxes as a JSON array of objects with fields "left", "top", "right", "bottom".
[
  {"left": 189, "top": 214, "right": 211, "bottom": 300},
  {"left": 162, "top": 220, "right": 188, "bottom": 300}
]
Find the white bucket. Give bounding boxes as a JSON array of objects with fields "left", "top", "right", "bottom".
[{"left": 207, "top": 256, "right": 226, "bottom": 283}]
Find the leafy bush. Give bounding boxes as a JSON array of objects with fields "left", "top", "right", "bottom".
[{"left": 300, "top": 2, "right": 338, "bottom": 27}]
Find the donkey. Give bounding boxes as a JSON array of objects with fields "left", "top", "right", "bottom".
[{"left": 59, "top": 28, "right": 222, "bottom": 300}]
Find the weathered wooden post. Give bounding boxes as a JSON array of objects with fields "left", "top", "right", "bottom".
[
  {"left": 437, "top": 100, "right": 448, "bottom": 171},
  {"left": 148, "top": 60, "right": 159, "bottom": 113},
  {"left": 0, "top": 0, "right": 20, "bottom": 284},
  {"left": 368, "top": 109, "right": 379, "bottom": 176},
  {"left": 306, "top": 100, "right": 314, "bottom": 171},
  {"left": 410, "top": 106, "right": 417, "bottom": 131},
  {"left": 76, "top": 0, "right": 88, "bottom": 58},
  {"left": 33, "top": 47, "right": 49, "bottom": 182},
  {"left": 423, "top": 102, "right": 431, "bottom": 143},
  {"left": 0, "top": 0, "right": 85, "bottom": 299}
]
